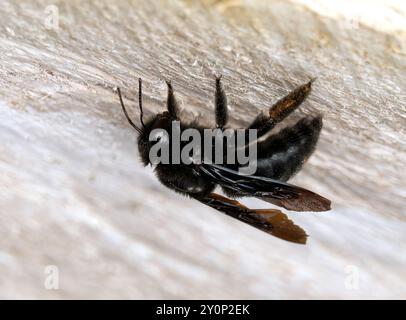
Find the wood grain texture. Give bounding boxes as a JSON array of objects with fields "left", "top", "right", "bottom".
[{"left": 0, "top": 0, "right": 405, "bottom": 298}]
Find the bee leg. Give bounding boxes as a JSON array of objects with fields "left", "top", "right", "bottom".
[
  {"left": 214, "top": 75, "right": 228, "bottom": 129},
  {"left": 165, "top": 80, "right": 180, "bottom": 119},
  {"left": 248, "top": 79, "right": 315, "bottom": 138}
]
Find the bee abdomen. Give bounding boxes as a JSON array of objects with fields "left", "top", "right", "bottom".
[{"left": 255, "top": 116, "right": 322, "bottom": 181}]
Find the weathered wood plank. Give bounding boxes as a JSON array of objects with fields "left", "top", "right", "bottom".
[{"left": 0, "top": 0, "right": 405, "bottom": 298}]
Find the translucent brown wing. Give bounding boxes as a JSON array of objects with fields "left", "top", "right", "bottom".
[
  {"left": 195, "top": 193, "right": 308, "bottom": 244},
  {"left": 198, "top": 163, "right": 331, "bottom": 212}
]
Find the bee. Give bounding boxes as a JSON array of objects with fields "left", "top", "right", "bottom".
[{"left": 117, "top": 76, "right": 331, "bottom": 244}]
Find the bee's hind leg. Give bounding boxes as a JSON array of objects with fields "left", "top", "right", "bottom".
[{"left": 248, "top": 79, "right": 315, "bottom": 138}]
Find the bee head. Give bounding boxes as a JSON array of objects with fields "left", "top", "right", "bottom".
[
  {"left": 137, "top": 112, "right": 173, "bottom": 166},
  {"left": 118, "top": 79, "right": 178, "bottom": 166}
]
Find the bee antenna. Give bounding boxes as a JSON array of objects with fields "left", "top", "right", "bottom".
[
  {"left": 117, "top": 87, "right": 142, "bottom": 134},
  {"left": 138, "top": 78, "right": 145, "bottom": 129}
]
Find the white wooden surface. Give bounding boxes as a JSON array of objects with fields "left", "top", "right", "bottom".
[{"left": 0, "top": 0, "right": 405, "bottom": 298}]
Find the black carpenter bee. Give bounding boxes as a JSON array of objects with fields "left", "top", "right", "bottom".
[{"left": 117, "top": 76, "right": 331, "bottom": 244}]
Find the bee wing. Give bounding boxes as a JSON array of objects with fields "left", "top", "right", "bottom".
[
  {"left": 195, "top": 193, "right": 308, "bottom": 244},
  {"left": 198, "top": 163, "right": 331, "bottom": 212}
]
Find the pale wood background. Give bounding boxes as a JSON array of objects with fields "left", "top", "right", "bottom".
[{"left": 0, "top": 0, "right": 405, "bottom": 298}]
